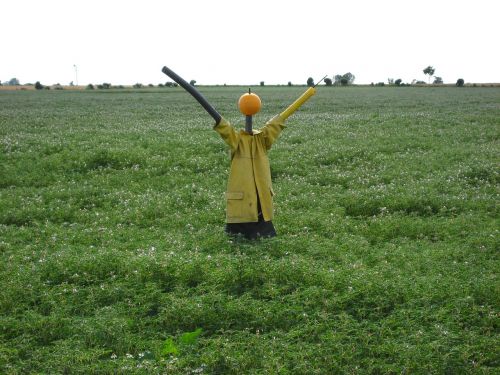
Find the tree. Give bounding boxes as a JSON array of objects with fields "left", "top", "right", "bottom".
[
  {"left": 333, "top": 73, "right": 355, "bottom": 86},
  {"left": 306, "top": 77, "right": 314, "bottom": 87},
  {"left": 35, "top": 81, "right": 44, "bottom": 90},
  {"left": 324, "top": 78, "right": 332, "bottom": 86},
  {"left": 287, "top": 81, "right": 292, "bottom": 86},
  {"left": 395, "top": 79, "right": 402, "bottom": 86},
  {"left": 388, "top": 78, "right": 394, "bottom": 85},
  {"left": 8, "top": 78, "right": 20, "bottom": 85},
  {"left": 456, "top": 78, "right": 465, "bottom": 87},
  {"left": 423, "top": 66, "right": 435, "bottom": 83},
  {"left": 189, "top": 80, "right": 196, "bottom": 86},
  {"left": 342, "top": 73, "right": 355, "bottom": 85},
  {"left": 260, "top": 81, "right": 264, "bottom": 86},
  {"left": 433, "top": 76, "right": 443, "bottom": 84}
]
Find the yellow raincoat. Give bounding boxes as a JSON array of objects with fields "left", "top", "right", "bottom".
[{"left": 214, "top": 115, "right": 285, "bottom": 223}]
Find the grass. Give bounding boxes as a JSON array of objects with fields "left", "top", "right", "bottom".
[{"left": 0, "top": 86, "right": 499, "bottom": 374}]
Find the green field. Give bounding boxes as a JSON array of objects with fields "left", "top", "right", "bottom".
[{"left": 0, "top": 86, "right": 499, "bottom": 374}]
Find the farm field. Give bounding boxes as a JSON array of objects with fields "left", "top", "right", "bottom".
[{"left": 0, "top": 86, "right": 499, "bottom": 373}]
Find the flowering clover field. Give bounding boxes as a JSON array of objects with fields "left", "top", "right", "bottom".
[{"left": 0, "top": 86, "right": 498, "bottom": 373}]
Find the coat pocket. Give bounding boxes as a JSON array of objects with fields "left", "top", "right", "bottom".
[{"left": 226, "top": 192, "right": 244, "bottom": 218}]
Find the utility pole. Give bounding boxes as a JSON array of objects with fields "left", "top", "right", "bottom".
[{"left": 73, "top": 64, "right": 78, "bottom": 86}]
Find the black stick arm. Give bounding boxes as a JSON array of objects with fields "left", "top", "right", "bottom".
[{"left": 162, "top": 66, "right": 222, "bottom": 124}]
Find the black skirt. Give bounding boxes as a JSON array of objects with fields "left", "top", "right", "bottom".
[{"left": 225, "top": 200, "right": 276, "bottom": 240}]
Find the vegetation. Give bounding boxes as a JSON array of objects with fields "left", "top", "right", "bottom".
[
  {"left": 162, "top": 82, "right": 179, "bottom": 88},
  {"left": 0, "top": 87, "right": 499, "bottom": 373},
  {"left": 307, "top": 77, "right": 314, "bottom": 87},
  {"left": 456, "top": 78, "right": 465, "bottom": 87},
  {"left": 423, "top": 66, "right": 435, "bottom": 84},
  {"left": 334, "top": 73, "right": 355, "bottom": 86},
  {"left": 433, "top": 76, "right": 443, "bottom": 85},
  {"left": 35, "top": 81, "right": 44, "bottom": 90},
  {"left": 7, "top": 78, "right": 20, "bottom": 86}
]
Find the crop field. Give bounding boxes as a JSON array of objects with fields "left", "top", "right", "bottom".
[{"left": 0, "top": 86, "right": 499, "bottom": 373}]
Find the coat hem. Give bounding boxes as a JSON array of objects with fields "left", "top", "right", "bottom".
[{"left": 226, "top": 217, "right": 273, "bottom": 224}]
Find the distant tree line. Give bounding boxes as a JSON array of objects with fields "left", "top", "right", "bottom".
[
  {"left": 312, "top": 66, "right": 469, "bottom": 87},
  {"left": 0, "top": 71, "right": 483, "bottom": 89},
  {"left": 0, "top": 78, "right": 21, "bottom": 86},
  {"left": 85, "top": 82, "right": 180, "bottom": 90},
  {"left": 306, "top": 73, "right": 356, "bottom": 87}
]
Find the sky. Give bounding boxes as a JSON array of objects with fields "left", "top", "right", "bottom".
[{"left": 1, "top": 0, "right": 499, "bottom": 86}]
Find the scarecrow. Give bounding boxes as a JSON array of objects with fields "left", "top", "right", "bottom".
[{"left": 162, "top": 66, "right": 318, "bottom": 239}]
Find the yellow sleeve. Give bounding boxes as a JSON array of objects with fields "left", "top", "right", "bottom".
[
  {"left": 261, "top": 115, "right": 286, "bottom": 150},
  {"left": 280, "top": 87, "right": 316, "bottom": 120},
  {"left": 213, "top": 117, "right": 239, "bottom": 152}
]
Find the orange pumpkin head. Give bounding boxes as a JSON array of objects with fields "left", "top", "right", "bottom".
[{"left": 238, "top": 92, "right": 261, "bottom": 116}]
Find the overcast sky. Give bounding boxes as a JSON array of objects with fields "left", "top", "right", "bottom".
[{"left": 1, "top": 0, "right": 499, "bottom": 85}]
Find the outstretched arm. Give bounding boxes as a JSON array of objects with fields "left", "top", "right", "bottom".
[
  {"left": 261, "top": 86, "right": 317, "bottom": 149},
  {"left": 279, "top": 87, "right": 316, "bottom": 121},
  {"left": 161, "top": 66, "right": 222, "bottom": 125},
  {"left": 213, "top": 118, "right": 239, "bottom": 153}
]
